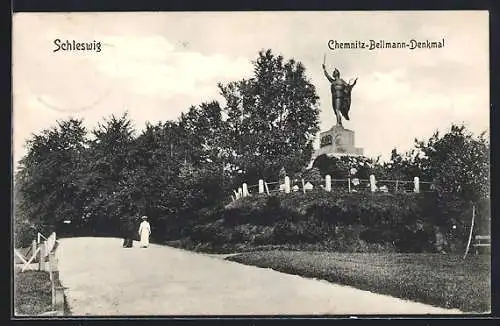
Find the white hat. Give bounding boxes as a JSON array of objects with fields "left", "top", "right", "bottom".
[{"left": 141, "top": 215, "right": 148, "bottom": 219}]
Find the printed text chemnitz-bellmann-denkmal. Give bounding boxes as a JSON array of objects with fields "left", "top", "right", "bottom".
[{"left": 328, "top": 39, "right": 445, "bottom": 51}]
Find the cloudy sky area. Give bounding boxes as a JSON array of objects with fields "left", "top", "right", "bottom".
[{"left": 13, "top": 11, "right": 489, "bottom": 167}]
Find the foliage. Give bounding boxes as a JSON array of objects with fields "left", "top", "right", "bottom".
[
  {"left": 14, "top": 174, "right": 37, "bottom": 248},
  {"left": 219, "top": 49, "right": 320, "bottom": 184},
  {"left": 175, "top": 190, "right": 475, "bottom": 254},
  {"left": 16, "top": 118, "right": 88, "bottom": 237},
  {"left": 75, "top": 113, "right": 136, "bottom": 236},
  {"left": 179, "top": 101, "right": 229, "bottom": 166},
  {"left": 312, "top": 154, "right": 383, "bottom": 180},
  {"left": 300, "top": 167, "right": 323, "bottom": 187},
  {"left": 415, "top": 124, "right": 489, "bottom": 202},
  {"left": 382, "top": 148, "right": 424, "bottom": 181}
]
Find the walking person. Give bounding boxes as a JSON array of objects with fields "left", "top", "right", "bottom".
[
  {"left": 121, "top": 217, "right": 134, "bottom": 248},
  {"left": 138, "top": 215, "right": 151, "bottom": 248}
]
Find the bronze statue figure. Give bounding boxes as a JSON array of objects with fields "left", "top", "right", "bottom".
[{"left": 322, "top": 62, "right": 357, "bottom": 127}]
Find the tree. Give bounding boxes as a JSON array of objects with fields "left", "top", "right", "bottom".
[
  {"left": 382, "top": 148, "right": 424, "bottom": 182},
  {"left": 218, "top": 49, "right": 320, "bottom": 184},
  {"left": 13, "top": 172, "right": 37, "bottom": 247},
  {"left": 127, "top": 121, "right": 192, "bottom": 217},
  {"left": 16, "top": 118, "right": 88, "bottom": 238},
  {"left": 178, "top": 102, "right": 235, "bottom": 194},
  {"left": 77, "top": 113, "right": 136, "bottom": 235},
  {"left": 415, "top": 124, "right": 489, "bottom": 202},
  {"left": 179, "top": 101, "right": 230, "bottom": 165}
]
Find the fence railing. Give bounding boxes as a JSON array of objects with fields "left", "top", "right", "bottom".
[
  {"left": 14, "top": 231, "right": 65, "bottom": 315},
  {"left": 15, "top": 232, "right": 57, "bottom": 272},
  {"left": 232, "top": 174, "right": 435, "bottom": 201}
]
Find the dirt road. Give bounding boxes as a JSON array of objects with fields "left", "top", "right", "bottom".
[{"left": 57, "top": 237, "right": 463, "bottom": 316}]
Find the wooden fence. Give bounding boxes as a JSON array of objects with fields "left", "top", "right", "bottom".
[
  {"left": 14, "top": 232, "right": 65, "bottom": 315},
  {"left": 232, "top": 174, "right": 435, "bottom": 200}
]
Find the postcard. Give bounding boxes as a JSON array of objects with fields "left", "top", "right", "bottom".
[{"left": 12, "top": 11, "right": 490, "bottom": 317}]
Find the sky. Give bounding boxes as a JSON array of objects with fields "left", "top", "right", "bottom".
[{"left": 12, "top": 11, "right": 489, "bottom": 168}]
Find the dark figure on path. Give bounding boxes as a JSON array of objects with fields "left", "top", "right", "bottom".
[{"left": 121, "top": 218, "right": 135, "bottom": 248}]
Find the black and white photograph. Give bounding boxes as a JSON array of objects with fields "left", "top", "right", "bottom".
[{"left": 12, "top": 11, "right": 490, "bottom": 316}]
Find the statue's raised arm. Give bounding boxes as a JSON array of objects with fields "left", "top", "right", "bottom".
[{"left": 322, "top": 64, "right": 335, "bottom": 83}]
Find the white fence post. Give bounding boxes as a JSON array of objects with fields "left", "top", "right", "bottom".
[
  {"left": 48, "top": 232, "right": 56, "bottom": 253},
  {"left": 370, "top": 174, "right": 376, "bottom": 192},
  {"left": 284, "top": 176, "right": 291, "bottom": 194},
  {"left": 39, "top": 241, "right": 47, "bottom": 271},
  {"left": 49, "top": 251, "right": 57, "bottom": 277},
  {"left": 37, "top": 242, "right": 42, "bottom": 271},
  {"left": 47, "top": 233, "right": 52, "bottom": 253},
  {"left": 32, "top": 240, "right": 37, "bottom": 257},
  {"left": 238, "top": 187, "right": 243, "bottom": 198},
  {"left": 414, "top": 177, "right": 420, "bottom": 193},
  {"left": 325, "top": 175, "right": 332, "bottom": 192},
  {"left": 242, "top": 183, "right": 249, "bottom": 197},
  {"left": 258, "top": 179, "right": 264, "bottom": 194}
]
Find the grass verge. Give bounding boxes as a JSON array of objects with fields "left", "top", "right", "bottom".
[
  {"left": 165, "top": 238, "right": 395, "bottom": 254},
  {"left": 14, "top": 269, "right": 53, "bottom": 316},
  {"left": 227, "top": 251, "right": 490, "bottom": 313}
]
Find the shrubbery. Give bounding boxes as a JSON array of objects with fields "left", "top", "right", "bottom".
[
  {"left": 168, "top": 190, "right": 481, "bottom": 254},
  {"left": 14, "top": 219, "right": 38, "bottom": 249}
]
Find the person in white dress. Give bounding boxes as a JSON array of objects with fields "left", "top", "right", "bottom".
[{"left": 138, "top": 216, "right": 151, "bottom": 248}]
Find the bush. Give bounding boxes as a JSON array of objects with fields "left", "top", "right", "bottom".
[
  {"left": 14, "top": 220, "right": 38, "bottom": 249},
  {"left": 169, "top": 190, "right": 479, "bottom": 254}
]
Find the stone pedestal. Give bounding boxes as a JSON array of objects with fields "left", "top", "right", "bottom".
[{"left": 314, "top": 125, "right": 363, "bottom": 159}]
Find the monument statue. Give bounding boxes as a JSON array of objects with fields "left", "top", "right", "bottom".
[
  {"left": 307, "top": 56, "right": 363, "bottom": 165},
  {"left": 322, "top": 62, "right": 358, "bottom": 127}
]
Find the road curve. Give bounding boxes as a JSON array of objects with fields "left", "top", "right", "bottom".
[{"left": 56, "top": 237, "right": 463, "bottom": 316}]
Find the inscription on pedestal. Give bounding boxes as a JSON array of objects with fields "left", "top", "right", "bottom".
[{"left": 317, "top": 125, "right": 363, "bottom": 157}]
